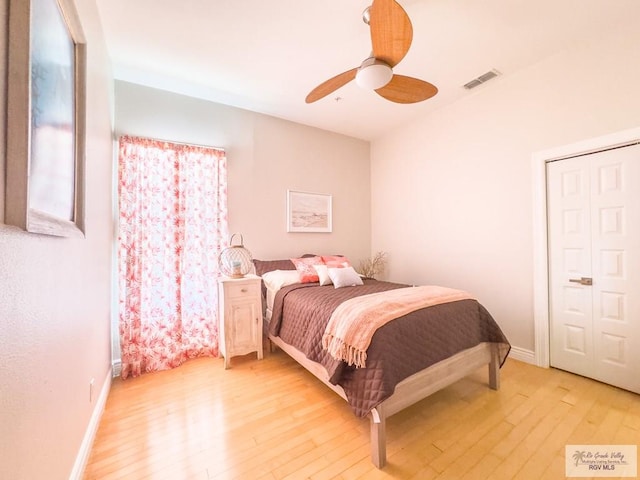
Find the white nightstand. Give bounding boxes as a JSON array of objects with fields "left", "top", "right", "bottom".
[{"left": 217, "top": 274, "right": 263, "bottom": 369}]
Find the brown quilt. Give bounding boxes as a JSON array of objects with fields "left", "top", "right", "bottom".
[{"left": 269, "top": 279, "right": 511, "bottom": 417}]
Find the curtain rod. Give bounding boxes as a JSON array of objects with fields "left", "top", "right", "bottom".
[{"left": 119, "top": 134, "right": 225, "bottom": 152}]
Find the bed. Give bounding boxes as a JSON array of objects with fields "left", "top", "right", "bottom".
[{"left": 254, "top": 257, "right": 511, "bottom": 468}]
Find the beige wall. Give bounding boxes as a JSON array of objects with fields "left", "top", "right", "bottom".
[
  {"left": 0, "top": 0, "right": 114, "bottom": 478},
  {"left": 114, "top": 81, "right": 371, "bottom": 262},
  {"left": 371, "top": 23, "right": 640, "bottom": 353}
]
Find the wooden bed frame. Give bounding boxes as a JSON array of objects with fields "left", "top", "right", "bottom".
[{"left": 268, "top": 334, "right": 501, "bottom": 468}]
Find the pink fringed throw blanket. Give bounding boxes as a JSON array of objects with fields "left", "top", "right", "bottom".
[{"left": 322, "top": 285, "right": 474, "bottom": 368}]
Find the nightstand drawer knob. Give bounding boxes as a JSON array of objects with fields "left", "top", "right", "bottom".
[{"left": 241, "top": 288, "right": 247, "bottom": 293}]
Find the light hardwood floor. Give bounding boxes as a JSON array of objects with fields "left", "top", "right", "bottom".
[{"left": 83, "top": 349, "right": 640, "bottom": 480}]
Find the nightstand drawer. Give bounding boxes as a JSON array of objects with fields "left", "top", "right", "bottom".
[{"left": 226, "top": 282, "right": 260, "bottom": 299}]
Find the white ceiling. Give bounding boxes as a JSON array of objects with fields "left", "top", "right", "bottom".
[{"left": 95, "top": 0, "right": 639, "bottom": 141}]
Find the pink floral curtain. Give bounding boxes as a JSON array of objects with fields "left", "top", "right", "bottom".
[{"left": 117, "top": 135, "right": 229, "bottom": 379}]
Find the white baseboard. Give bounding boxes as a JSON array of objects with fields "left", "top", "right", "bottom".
[
  {"left": 69, "top": 367, "right": 112, "bottom": 480},
  {"left": 508, "top": 346, "right": 536, "bottom": 365}
]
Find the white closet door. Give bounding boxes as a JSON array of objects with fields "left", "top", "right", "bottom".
[
  {"left": 548, "top": 144, "right": 640, "bottom": 394},
  {"left": 548, "top": 156, "right": 594, "bottom": 378}
]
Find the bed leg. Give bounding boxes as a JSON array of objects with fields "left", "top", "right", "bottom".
[
  {"left": 488, "top": 344, "right": 500, "bottom": 390},
  {"left": 265, "top": 336, "right": 276, "bottom": 354},
  {"left": 370, "top": 407, "right": 386, "bottom": 468}
]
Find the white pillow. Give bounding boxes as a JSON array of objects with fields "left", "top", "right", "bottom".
[
  {"left": 261, "top": 269, "right": 301, "bottom": 292},
  {"left": 313, "top": 264, "right": 332, "bottom": 286},
  {"left": 328, "top": 266, "right": 364, "bottom": 288}
]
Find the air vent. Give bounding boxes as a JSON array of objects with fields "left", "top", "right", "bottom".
[{"left": 463, "top": 69, "right": 500, "bottom": 90}]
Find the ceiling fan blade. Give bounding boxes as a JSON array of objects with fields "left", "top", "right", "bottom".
[
  {"left": 369, "top": 0, "right": 413, "bottom": 67},
  {"left": 375, "top": 74, "right": 438, "bottom": 104},
  {"left": 305, "top": 68, "right": 358, "bottom": 103}
]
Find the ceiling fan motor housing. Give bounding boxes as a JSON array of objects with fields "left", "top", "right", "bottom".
[{"left": 356, "top": 58, "right": 393, "bottom": 90}]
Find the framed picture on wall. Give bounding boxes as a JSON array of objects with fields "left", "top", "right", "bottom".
[
  {"left": 287, "top": 190, "right": 332, "bottom": 233},
  {"left": 4, "top": 0, "right": 86, "bottom": 237}
]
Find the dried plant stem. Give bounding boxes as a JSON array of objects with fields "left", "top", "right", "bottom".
[{"left": 359, "top": 251, "right": 387, "bottom": 279}]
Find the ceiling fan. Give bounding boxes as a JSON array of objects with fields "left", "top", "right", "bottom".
[{"left": 305, "top": 0, "right": 437, "bottom": 104}]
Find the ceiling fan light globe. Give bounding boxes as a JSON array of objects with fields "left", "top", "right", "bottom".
[{"left": 356, "top": 63, "right": 393, "bottom": 90}]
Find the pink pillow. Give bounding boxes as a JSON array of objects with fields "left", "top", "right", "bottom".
[
  {"left": 290, "top": 256, "right": 324, "bottom": 283},
  {"left": 321, "top": 255, "right": 351, "bottom": 268}
]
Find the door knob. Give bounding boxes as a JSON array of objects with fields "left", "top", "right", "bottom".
[{"left": 569, "top": 277, "right": 593, "bottom": 286}]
